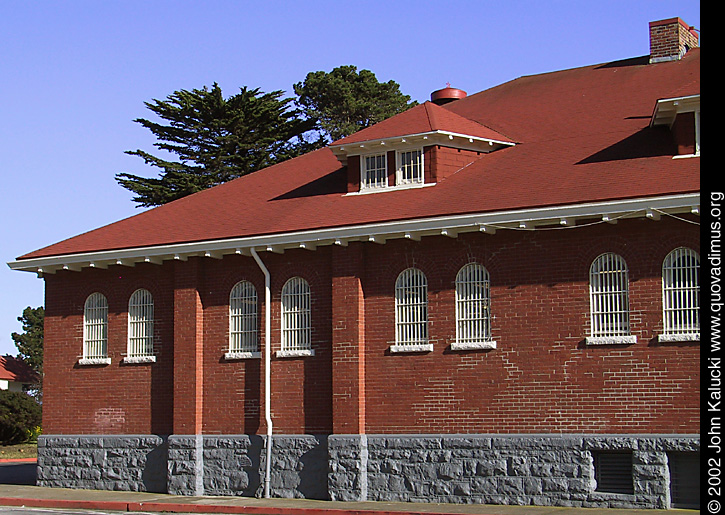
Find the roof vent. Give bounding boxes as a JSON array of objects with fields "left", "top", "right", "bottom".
[
  {"left": 649, "top": 17, "right": 698, "bottom": 63},
  {"left": 430, "top": 85, "right": 467, "bottom": 105}
]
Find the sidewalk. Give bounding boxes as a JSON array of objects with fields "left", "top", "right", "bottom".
[{"left": 0, "top": 483, "right": 691, "bottom": 515}]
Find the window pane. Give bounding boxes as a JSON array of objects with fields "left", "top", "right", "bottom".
[
  {"left": 589, "top": 253, "right": 630, "bottom": 337},
  {"left": 230, "top": 280, "right": 258, "bottom": 353},
  {"left": 456, "top": 263, "right": 491, "bottom": 343},
  {"left": 362, "top": 153, "right": 387, "bottom": 189},
  {"left": 397, "top": 150, "right": 423, "bottom": 185},
  {"left": 395, "top": 268, "right": 428, "bottom": 345},
  {"left": 84, "top": 293, "right": 108, "bottom": 359},
  {"left": 663, "top": 247, "right": 700, "bottom": 335},
  {"left": 128, "top": 289, "right": 154, "bottom": 357},
  {"left": 282, "top": 277, "right": 311, "bottom": 351}
]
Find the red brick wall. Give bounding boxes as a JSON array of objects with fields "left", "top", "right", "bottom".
[
  {"left": 361, "top": 217, "right": 699, "bottom": 434},
  {"left": 427, "top": 146, "right": 482, "bottom": 183},
  {"left": 43, "top": 263, "right": 175, "bottom": 435},
  {"left": 199, "top": 251, "right": 333, "bottom": 435},
  {"left": 42, "top": 216, "right": 699, "bottom": 436}
]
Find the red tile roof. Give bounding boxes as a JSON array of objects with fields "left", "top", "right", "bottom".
[{"left": 18, "top": 49, "right": 699, "bottom": 261}]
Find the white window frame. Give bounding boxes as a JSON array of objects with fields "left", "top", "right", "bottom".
[
  {"left": 125, "top": 288, "right": 155, "bottom": 363},
  {"left": 586, "top": 253, "right": 636, "bottom": 345},
  {"left": 360, "top": 152, "right": 388, "bottom": 190},
  {"left": 391, "top": 267, "right": 431, "bottom": 352},
  {"left": 660, "top": 247, "right": 700, "bottom": 342},
  {"left": 396, "top": 149, "right": 424, "bottom": 186},
  {"left": 452, "top": 263, "right": 496, "bottom": 350},
  {"left": 695, "top": 109, "right": 700, "bottom": 155},
  {"left": 279, "top": 277, "right": 314, "bottom": 357},
  {"left": 227, "top": 280, "right": 260, "bottom": 359},
  {"left": 81, "top": 292, "right": 110, "bottom": 365}
]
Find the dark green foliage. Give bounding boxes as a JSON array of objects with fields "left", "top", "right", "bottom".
[
  {"left": 116, "top": 83, "right": 323, "bottom": 207},
  {"left": 294, "top": 65, "right": 417, "bottom": 142},
  {"left": 11, "top": 306, "right": 43, "bottom": 401},
  {"left": 0, "top": 391, "right": 42, "bottom": 445}
]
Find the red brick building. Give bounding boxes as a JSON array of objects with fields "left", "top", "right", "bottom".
[{"left": 9, "top": 17, "right": 700, "bottom": 509}]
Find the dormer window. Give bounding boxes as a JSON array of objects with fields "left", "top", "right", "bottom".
[
  {"left": 650, "top": 94, "right": 700, "bottom": 157},
  {"left": 361, "top": 153, "right": 388, "bottom": 190},
  {"left": 397, "top": 149, "right": 423, "bottom": 185}
]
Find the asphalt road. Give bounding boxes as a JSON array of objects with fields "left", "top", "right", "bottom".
[{"left": 0, "top": 463, "right": 36, "bottom": 486}]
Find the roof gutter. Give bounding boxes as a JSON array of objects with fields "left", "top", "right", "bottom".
[{"left": 7, "top": 193, "right": 700, "bottom": 275}]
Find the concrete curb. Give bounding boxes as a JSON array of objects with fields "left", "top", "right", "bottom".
[{"left": 0, "top": 496, "right": 479, "bottom": 515}]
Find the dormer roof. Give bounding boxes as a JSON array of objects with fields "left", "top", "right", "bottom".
[{"left": 329, "top": 102, "right": 514, "bottom": 161}]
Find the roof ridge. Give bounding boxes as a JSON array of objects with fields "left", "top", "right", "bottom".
[{"left": 423, "top": 101, "right": 436, "bottom": 132}]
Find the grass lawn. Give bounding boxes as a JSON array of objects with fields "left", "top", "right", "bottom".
[{"left": 0, "top": 443, "right": 37, "bottom": 459}]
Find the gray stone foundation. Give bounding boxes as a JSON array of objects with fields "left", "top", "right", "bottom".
[
  {"left": 327, "top": 434, "right": 699, "bottom": 509},
  {"left": 38, "top": 433, "right": 698, "bottom": 508},
  {"left": 37, "top": 435, "right": 168, "bottom": 492}
]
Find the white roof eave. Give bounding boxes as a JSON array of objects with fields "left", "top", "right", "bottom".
[{"left": 7, "top": 193, "right": 700, "bottom": 276}]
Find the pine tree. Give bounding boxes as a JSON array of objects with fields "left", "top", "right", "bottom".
[
  {"left": 11, "top": 306, "right": 44, "bottom": 401},
  {"left": 116, "top": 83, "right": 322, "bottom": 207},
  {"left": 294, "top": 65, "right": 417, "bottom": 142}
]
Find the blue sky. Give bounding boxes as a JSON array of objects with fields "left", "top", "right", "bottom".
[{"left": 0, "top": 1, "right": 700, "bottom": 356}]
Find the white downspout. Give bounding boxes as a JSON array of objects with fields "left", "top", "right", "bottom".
[{"left": 250, "top": 247, "right": 273, "bottom": 499}]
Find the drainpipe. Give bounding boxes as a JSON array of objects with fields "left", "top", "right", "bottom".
[{"left": 250, "top": 247, "right": 273, "bottom": 499}]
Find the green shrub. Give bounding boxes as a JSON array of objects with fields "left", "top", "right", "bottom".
[
  {"left": 25, "top": 425, "right": 42, "bottom": 443},
  {"left": 0, "top": 390, "right": 42, "bottom": 445}
]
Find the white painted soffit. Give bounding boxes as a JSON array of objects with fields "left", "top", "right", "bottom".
[
  {"left": 7, "top": 193, "right": 700, "bottom": 275},
  {"left": 329, "top": 130, "right": 515, "bottom": 161},
  {"left": 650, "top": 94, "right": 700, "bottom": 128}
]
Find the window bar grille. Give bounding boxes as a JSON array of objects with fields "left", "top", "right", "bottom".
[
  {"left": 590, "top": 253, "right": 630, "bottom": 337},
  {"left": 282, "top": 277, "right": 311, "bottom": 352},
  {"left": 398, "top": 150, "right": 423, "bottom": 185},
  {"left": 230, "top": 281, "right": 258, "bottom": 353},
  {"left": 663, "top": 247, "right": 700, "bottom": 335},
  {"left": 363, "top": 153, "right": 387, "bottom": 189},
  {"left": 128, "top": 289, "right": 154, "bottom": 357},
  {"left": 456, "top": 263, "right": 491, "bottom": 343},
  {"left": 84, "top": 293, "right": 108, "bottom": 359},
  {"left": 395, "top": 268, "right": 428, "bottom": 346}
]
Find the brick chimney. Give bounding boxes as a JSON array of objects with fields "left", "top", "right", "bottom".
[{"left": 649, "top": 17, "right": 698, "bottom": 63}]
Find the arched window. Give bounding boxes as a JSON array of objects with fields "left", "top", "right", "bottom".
[
  {"left": 588, "top": 253, "right": 635, "bottom": 344},
  {"left": 83, "top": 292, "right": 108, "bottom": 362},
  {"left": 229, "top": 280, "right": 258, "bottom": 355},
  {"left": 281, "top": 277, "right": 311, "bottom": 354},
  {"left": 127, "top": 289, "right": 154, "bottom": 359},
  {"left": 454, "top": 263, "right": 495, "bottom": 349},
  {"left": 662, "top": 247, "right": 700, "bottom": 340},
  {"left": 394, "top": 268, "right": 428, "bottom": 347}
]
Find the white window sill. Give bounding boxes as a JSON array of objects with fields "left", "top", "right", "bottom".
[
  {"left": 672, "top": 153, "right": 699, "bottom": 159},
  {"left": 389, "top": 343, "right": 434, "bottom": 353},
  {"left": 451, "top": 340, "right": 497, "bottom": 351},
  {"left": 276, "top": 349, "right": 315, "bottom": 358},
  {"left": 78, "top": 357, "right": 111, "bottom": 366},
  {"left": 658, "top": 333, "right": 699, "bottom": 343},
  {"left": 585, "top": 335, "right": 637, "bottom": 346},
  {"left": 224, "top": 351, "right": 261, "bottom": 360},
  {"left": 346, "top": 182, "right": 435, "bottom": 196},
  {"left": 122, "top": 355, "right": 157, "bottom": 364}
]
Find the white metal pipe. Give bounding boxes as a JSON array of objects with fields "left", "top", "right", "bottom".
[{"left": 250, "top": 248, "right": 273, "bottom": 499}]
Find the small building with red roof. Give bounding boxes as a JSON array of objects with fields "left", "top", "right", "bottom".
[
  {"left": 0, "top": 355, "right": 39, "bottom": 393},
  {"left": 8, "top": 17, "right": 700, "bottom": 510}
]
